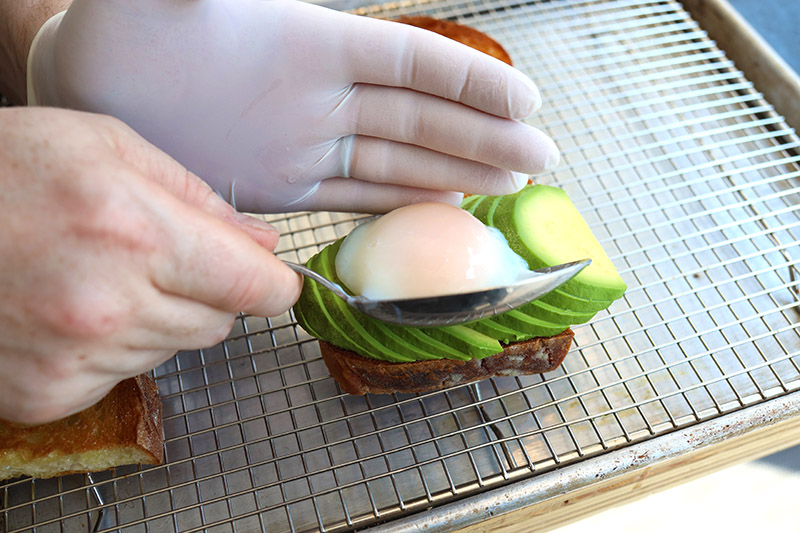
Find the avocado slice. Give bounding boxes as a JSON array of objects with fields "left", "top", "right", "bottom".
[
  {"left": 293, "top": 185, "right": 626, "bottom": 363},
  {"left": 470, "top": 193, "right": 503, "bottom": 222},
  {"left": 321, "top": 241, "right": 501, "bottom": 360},
  {"left": 293, "top": 279, "right": 325, "bottom": 340},
  {"left": 484, "top": 193, "right": 505, "bottom": 224},
  {"left": 514, "top": 298, "right": 597, "bottom": 325},
  {"left": 460, "top": 194, "right": 485, "bottom": 213},
  {"left": 307, "top": 247, "right": 418, "bottom": 362},
  {"left": 487, "top": 186, "right": 627, "bottom": 302},
  {"left": 471, "top": 318, "right": 531, "bottom": 344},
  {"left": 538, "top": 288, "right": 615, "bottom": 313},
  {"left": 480, "top": 189, "right": 612, "bottom": 318},
  {"left": 488, "top": 310, "right": 567, "bottom": 338},
  {"left": 421, "top": 324, "right": 502, "bottom": 359},
  {"left": 457, "top": 205, "right": 580, "bottom": 331},
  {"left": 295, "top": 255, "right": 355, "bottom": 350},
  {"left": 299, "top": 273, "right": 397, "bottom": 360},
  {"left": 313, "top": 244, "right": 463, "bottom": 362},
  {"left": 360, "top": 319, "right": 468, "bottom": 361}
]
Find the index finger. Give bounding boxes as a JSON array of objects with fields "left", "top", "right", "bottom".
[{"left": 334, "top": 10, "right": 542, "bottom": 119}]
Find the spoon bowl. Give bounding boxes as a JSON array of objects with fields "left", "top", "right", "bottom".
[{"left": 286, "top": 259, "right": 591, "bottom": 327}]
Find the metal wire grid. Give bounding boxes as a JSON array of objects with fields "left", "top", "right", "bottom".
[{"left": 3, "top": 0, "right": 800, "bottom": 531}]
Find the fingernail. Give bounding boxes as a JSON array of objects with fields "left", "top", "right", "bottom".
[
  {"left": 233, "top": 212, "right": 280, "bottom": 238},
  {"left": 511, "top": 72, "right": 542, "bottom": 118}
]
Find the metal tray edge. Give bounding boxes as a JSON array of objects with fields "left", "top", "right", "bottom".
[
  {"left": 368, "top": 391, "right": 800, "bottom": 532},
  {"left": 681, "top": 0, "right": 800, "bottom": 133}
]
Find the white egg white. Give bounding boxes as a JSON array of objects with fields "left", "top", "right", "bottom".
[{"left": 335, "top": 202, "right": 529, "bottom": 300}]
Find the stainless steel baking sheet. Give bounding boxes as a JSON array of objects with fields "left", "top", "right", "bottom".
[{"left": 2, "top": 0, "right": 799, "bottom": 531}]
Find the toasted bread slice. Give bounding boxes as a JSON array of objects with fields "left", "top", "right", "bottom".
[
  {"left": 0, "top": 374, "right": 163, "bottom": 480},
  {"left": 320, "top": 329, "right": 573, "bottom": 395},
  {"left": 394, "top": 15, "right": 513, "bottom": 65}
]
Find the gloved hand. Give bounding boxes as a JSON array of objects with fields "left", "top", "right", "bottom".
[
  {"left": 28, "top": 0, "right": 559, "bottom": 213},
  {"left": 0, "top": 107, "right": 301, "bottom": 424}
]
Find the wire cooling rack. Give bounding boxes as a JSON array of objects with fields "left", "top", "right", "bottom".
[{"left": 3, "top": 0, "right": 800, "bottom": 531}]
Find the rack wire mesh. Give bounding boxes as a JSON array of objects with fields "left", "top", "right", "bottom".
[{"left": 3, "top": 0, "right": 800, "bottom": 531}]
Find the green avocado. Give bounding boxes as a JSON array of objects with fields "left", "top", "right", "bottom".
[
  {"left": 305, "top": 246, "right": 418, "bottom": 362},
  {"left": 460, "top": 194, "right": 485, "bottom": 214},
  {"left": 322, "top": 243, "right": 501, "bottom": 360},
  {"left": 488, "top": 309, "right": 566, "bottom": 338},
  {"left": 293, "top": 185, "right": 626, "bottom": 363},
  {"left": 482, "top": 186, "right": 627, "bottom": 303},
  {"left": 421, "top": 324, "right": 503, "bottom": 360},
  {"left": 471, "top": 319, "right": 531, "bottom": 344},
  {"left": 538, "top": 288, "right": 614, "bottom": 313},
  {"left": 470, "top": 193, "right": 502, "bottom": 221},
  {"left": 469, "top": 190, "right": 614, "bottom": 320},
  {"left": 478, "top": 196, "right": 606, "bottom": 321},
  {"left": 515, "top": 298, "right": 597, "bottom": 324},
  {"left": 361, "top": 319, "right": 467, "bottom": 361}
]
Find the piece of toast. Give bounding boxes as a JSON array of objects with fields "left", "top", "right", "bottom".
[
  {"left": 394, "top": 15, "right": 513, "bottom": 65},
  {"left": 0, "top": 374, "right": 163, "bottom": 481},
  {"left": 320, "top": 329, "right": 573, "bottom": 395}
]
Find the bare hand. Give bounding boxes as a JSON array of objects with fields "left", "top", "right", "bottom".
[{"left": 0, "top": 107, "right": 302, "bottom": 424}]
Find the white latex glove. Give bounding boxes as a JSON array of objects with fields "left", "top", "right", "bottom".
[{"left": 28, "top": 0, "right": 559, "bottom": 213}]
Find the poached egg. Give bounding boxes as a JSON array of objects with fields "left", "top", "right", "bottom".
[{"left": 335, "top": 202, "right": 529, "bottom": 300}]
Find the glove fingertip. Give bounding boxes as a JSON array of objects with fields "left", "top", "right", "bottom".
[{"left": 509, "top": 72, "right": 543, "bottom": 119}]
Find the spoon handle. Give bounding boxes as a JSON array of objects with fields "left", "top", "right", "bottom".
[{"left": 285, "top": 261, "right": 354, "bottom": 303}]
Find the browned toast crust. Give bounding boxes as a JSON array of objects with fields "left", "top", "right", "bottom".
[
  {"left": 320, "top": 329, "right": 573, "bottom": 395},
  {"left": 394, "top": 16, "right": 513, "bottom": 65},
  {"left": 0, "top": 374, "right": 164, "bottom": 480}
]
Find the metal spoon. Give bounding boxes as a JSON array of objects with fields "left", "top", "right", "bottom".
[{"left": 286, "top": 259, "right": 591, "bottom": 327}]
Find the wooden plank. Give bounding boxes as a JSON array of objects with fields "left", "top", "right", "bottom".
[
  {"left": 373, "top": 393, "right": 800, "bottom": 532},
  {"left": 461, "top": 413, "right": 800, "bottom": 532}
]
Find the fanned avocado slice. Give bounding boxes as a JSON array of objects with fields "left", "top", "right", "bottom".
[
  {"left": 479, "top": 190, "right": 609, "bottom": 322},
  {"left": 538, "top": 289, "right": 614, "bottom": 313},
  {"left": 293, "top": 281, "right": 324, "bottom": 340},
  {"left": 488, "top": 310, "right": 567, "bottom": 338},
  {"left": 460, "top": 194, "right": 485, "bottom": 213},
  {"left": 319, "top": 243, "right": 501, "bottom": 360},
  {"left": 513, "top": 298, "right": 597, "bottom": 325},
  {"left": 306, "top": 247, "right": 418, "bottom": 363},
  {"left": 469, "top": 193, "right": 502, "bottom": 222},
  {"left": 482, "top": 186, "right": 627, "bottom": 303},
  {"left": 471, "top": 319, "right": 531, "bottom": 344},
  {"left": 360, "top": 320, "right": 467, "bottom": 361},
  {"left": 421, "top": 325, "right": 502, "bottom": 360},
  {"left": 294, "top": 185, "right": 626, "bottom": 363}
]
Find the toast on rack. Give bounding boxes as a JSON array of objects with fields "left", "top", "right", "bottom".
[
  {"left": 320, "top": 330, "right": 574, "bottom": 395},
  {"left": 0, "top": 375, "right": 163, "bottom": 480},
  {"left": 394, "top": 16, "right": 513, "bottom": 65}
]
